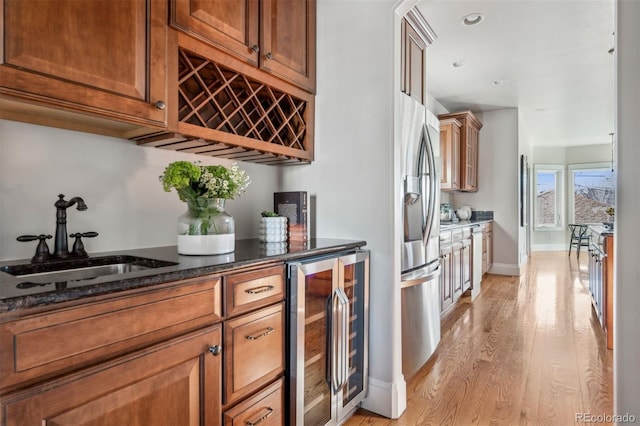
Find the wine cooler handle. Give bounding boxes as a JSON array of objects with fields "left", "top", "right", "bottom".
[
  {"left": 335, "top": 288, "right": 349, "bottom": 391},
  {"left": 331, "top": 290, "right": 341, "bottom": 392},
  {"left": 341, "top": 288, "right": 351, "bottom": 388}
]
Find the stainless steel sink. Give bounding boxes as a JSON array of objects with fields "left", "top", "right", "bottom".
[{"left": 1, "top": 255, "right": 178, "bottom": 288}]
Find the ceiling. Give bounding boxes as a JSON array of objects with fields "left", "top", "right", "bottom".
[{"left": 416, "top": 0, "right": 615, "bottom": 147}]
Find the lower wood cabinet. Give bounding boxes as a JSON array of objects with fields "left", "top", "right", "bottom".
[
  {"left": 481, "top": 222, "right": 493, "bottom": 275},
  {"left": 0, "top": 277, "right": 222, "bottom": 392},
  {"left": 440, "top": 243, "right": 453, "bottom": 312},
  {"left": 461, "top": 239, "right": 472, "bottom": 292},
  {"left": 440, "top": 227, "right": 475, "bottom": 315},
  {"left": 223, "top": 379, "right": 284, "bottom": 426},
  {"left": 1, "top": 326, "right": 222, "bottom": 426},
  {"left": 0, "top": 263, "right": 288, "bottom": 426}
]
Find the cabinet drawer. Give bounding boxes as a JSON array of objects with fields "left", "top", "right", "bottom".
[
  {"left": 223, "top": 379, "right": 284, "bottom": 426},
  {"left": 224, "top": 303, "right": 284, "bottom": 404},
  {"left": 225, "top": 265, "right": 284, "bottom": 317},
  {"left": 440, "top": 230, "right": 452, "bottom": 243},
  {"left": 0, "top": 277, "right": 222, "bottom": 391}
]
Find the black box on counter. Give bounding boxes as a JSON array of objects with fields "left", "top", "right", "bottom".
[{"left": 274, "top": 191, "right": 308, "bottom": 242}]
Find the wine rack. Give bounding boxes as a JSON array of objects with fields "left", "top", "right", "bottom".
[{"left": 135, "top": 48, "right": 314, "bottom": 165}]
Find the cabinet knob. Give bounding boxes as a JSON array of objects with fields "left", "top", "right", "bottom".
[
  {"left": 208, "top": 345, "right": 222, "bottom": 356},
  {"left": 251, "top": 44, "right": 260, "bottom": 52},
  {"left": 154, "top": 100, "right": 166, "bottom": 110},
  {"left": 265, "top": 52, "right": 273, "bottom": 60}
]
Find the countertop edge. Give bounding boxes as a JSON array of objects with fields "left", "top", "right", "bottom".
[{"left": 0, "top": 238, "right": 366, "bottom": 314}]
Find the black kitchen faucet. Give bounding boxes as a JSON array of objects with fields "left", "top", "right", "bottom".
[{"left": 17, "top": 194, "right": 98, "bottom": 263}]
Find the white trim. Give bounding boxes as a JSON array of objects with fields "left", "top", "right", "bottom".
[
  {"left": 360, "top": 377, "right": 407, "bottom": 419},
  {"left": 488, "top": 263, "right": 521, "bottom": 276},
  {"left": 533, "top": 164, "right": 566, "bottom": 231},
  {"left": 532, "top": 243, "right": 568, "bottom": 252}
]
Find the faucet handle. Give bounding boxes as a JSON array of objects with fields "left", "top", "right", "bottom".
[
  {"left": 17, "top": 234, "right": 52, "bottom": 263},
  {"left": 70, "top": 232, "right": 98, "bottom": 257}
]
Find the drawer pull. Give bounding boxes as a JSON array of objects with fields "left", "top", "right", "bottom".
[
  {"left": 246, "top": 407, "right": 274, "bottom": 426},
  {"left": 246, "top": 327, "right": 275, "bottom": 341},
  {"left": 245, "top": 285, "right": 275, "bottom": 294}
]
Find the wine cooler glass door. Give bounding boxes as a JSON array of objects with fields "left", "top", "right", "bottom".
[
  {"left": 337, "top": 251, "right": 370, "bottom": 423},
  {"left": 290, "top": 257, "right": 338, "bottom": 426}
]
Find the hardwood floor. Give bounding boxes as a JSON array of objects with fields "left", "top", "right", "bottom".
[{"left": 347, "top": 251, "right": 613, "bottom": 425}]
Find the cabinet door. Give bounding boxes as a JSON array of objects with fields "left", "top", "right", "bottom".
[
  {"left": 452, "top": 244, "right": 463, "bottom": 299},
  {"left": 440, "top": 119, "right": 461, "bottom": 191},
  {"left": 440, "top": 247, "right": 453, "bottom": 312},
  {"left": 2, "top": 326, "right": 222, "bottom": 426},
  {"left": 487, "top": 230, "right": 493, "bottom": 271},
  {"left": 261, "top": 0, "right": 316, "bottom": 92},
  {"left": 401, "top": 18, "right": 426, "bottom": 105},
  {"left": 170, "top": 0, "right": 260, "bottom": 65},
  {"left": 1, "top": 0, "right": 167, "bottom": 127},
  {"left": 461, "top": 124, "right": 479, "bottom": 191},
  {"left": 461, "top": 243, "right": 471, "bottom": 292}
]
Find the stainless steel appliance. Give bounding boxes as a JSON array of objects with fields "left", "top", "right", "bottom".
[
  {"left": 400, "top": 94, "right": 441, "bottom": 379},
  {"left": 288, "top": 250, "right": 369, "bottom": 425}
]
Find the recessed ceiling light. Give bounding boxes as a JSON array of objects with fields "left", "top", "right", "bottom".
[
  {"left": 452, "top": 60, "right": 466, "bottom": 68},
  {"left": 492, "top": 79, "right": 507, "bottom": 86},
  {"left": 461, "top": 13, "right": 485, "bottom": 26}
]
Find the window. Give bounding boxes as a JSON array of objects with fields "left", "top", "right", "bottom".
[
  {"left": 534, "top": 164, "right": 564, "bottom": 230},
  {"left": 569, "top": 163, "right": 615, "bottom": 224}
]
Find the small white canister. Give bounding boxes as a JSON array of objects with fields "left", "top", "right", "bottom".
[
  {"left": 259, "top": 216, "right": 288, "bottom": 242},
  {"left": 456, "top": 206, "right": 472, "bottom": 220}
]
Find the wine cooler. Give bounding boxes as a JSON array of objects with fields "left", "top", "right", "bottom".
[{"left": 288, "top": 250, "right": 369, "bottom": 425}]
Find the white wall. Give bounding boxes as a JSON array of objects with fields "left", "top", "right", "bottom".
[
  {"left": 530, "top": 143, "right": 612, "bottom": 251},
  {"left": 0, "top": 120, "right": 280, "bottom": 261},
  {"left": 281, "top": 0, "right": 406, "bottom": 418},
  {"left": 453, "top": 108, "right": 520, "bottom": 275},
  {"left": 615, "top": 0, "right": 640, "bottom": 417}
]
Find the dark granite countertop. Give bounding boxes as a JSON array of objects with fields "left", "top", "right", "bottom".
[
  {"left": 440, "top": 219, "right": 493, "bottom": 231},
  {"left": 0, "top": 238, "right": 366, "bottom": 314}
]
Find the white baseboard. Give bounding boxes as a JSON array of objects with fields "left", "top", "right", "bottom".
[
  {"left": 489, "top": 263, "right": 521, "bottom": 276},
  {"left": 532, "top": 243, "right": 567, "bottom": 252},
  {"left": 360, "top": 376, "right": 407, "bottom": 419}
]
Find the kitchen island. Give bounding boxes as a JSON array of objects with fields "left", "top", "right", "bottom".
[{"left": 586, "top": 224, "right": 614, "bottom": 350}]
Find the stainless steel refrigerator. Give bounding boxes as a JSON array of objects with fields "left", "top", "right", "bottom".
[
  {"left": 288, "top": 250, "right": 369, "bottom": 425},
  {"left": 399, "top": 94, "right": 441, "bottom": 379}
]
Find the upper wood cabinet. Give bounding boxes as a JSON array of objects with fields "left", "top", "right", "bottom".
[
  {"left": 0, "top": 0, "right": 168, "bottom": 137},
  {"left": 401, "top": 8, "right": 435, "bottom": 105},
  {"left": 439, "top": 118, "right": 462, "bottom": 191},
  {"left": 438, "top": 111, "right": 483, "bottom": 192},
  {"left": 170, "top": 0, "right": 316, "bottom": 93}
]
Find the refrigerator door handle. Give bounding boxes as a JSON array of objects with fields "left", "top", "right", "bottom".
[
  {"left": 422, "top": 124, "right": 438, "bottom": 246},
  {"left": 334, "top": 288, "right": 349, "bottom": 391}
]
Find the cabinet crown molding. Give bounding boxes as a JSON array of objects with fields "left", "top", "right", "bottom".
[{"left": 405, "top": 7, "right": 437, "bottom": 45}]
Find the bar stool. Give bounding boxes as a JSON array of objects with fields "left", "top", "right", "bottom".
[{"left": 568, "top": 224, "right": 589, "bottom": 258}]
